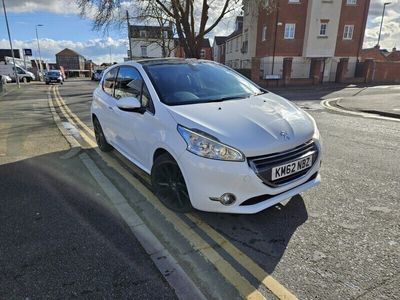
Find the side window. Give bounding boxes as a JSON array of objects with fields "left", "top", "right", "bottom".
[
  {"left": 102, "top": 67, "right": 118, "bottom": 97},
  {"left": 114, "top": 66, "right": 142, "bottom": 100},
  {"left": 114, "top": 66, "right": 155, "bottom": 113}
]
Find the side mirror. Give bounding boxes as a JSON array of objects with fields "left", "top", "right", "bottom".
[{"left": 116, "top": 96, "right": 144, "bottom": 113}]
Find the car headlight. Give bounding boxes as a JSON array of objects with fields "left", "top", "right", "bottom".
[{"left": 177, "top": 125, "right": 244, "bottom": 161}]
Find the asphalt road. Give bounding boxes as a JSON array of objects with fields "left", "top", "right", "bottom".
[{"left": 2, "top": 79, "right": 399, "bottom": 299}]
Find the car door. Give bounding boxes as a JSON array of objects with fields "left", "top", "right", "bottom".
[
  {"left": 113, "top": 66, "right": 156, "bottom": 170},
  {"left": 96, "top": 66, "right": 119, "bottom": 144}
]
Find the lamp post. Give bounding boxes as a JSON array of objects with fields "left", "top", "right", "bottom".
[
  {"left": 377, "top": 2, "right": 391, "bottom": 47},
  {"left": 35, "top": 24, "right": 44, "bottom": 80},
  {"left": 2, "top": 0, "right": 20, "bottom": 87}
]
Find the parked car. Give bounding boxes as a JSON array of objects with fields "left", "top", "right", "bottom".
[
  {"left": 0, "top": 74, "right": 12, "bottom": 83},
  {"left": 91, "top": 59, "right": 321, "bottom": 214},
  {"left": 0, "top": 63, "right": 35, "bottom": 83},
  {"left": 45, "top": 70, "right": 63, "bottom": 85},
  {"left": 92, "top": 69, "right": 103, "bottom": 81}
]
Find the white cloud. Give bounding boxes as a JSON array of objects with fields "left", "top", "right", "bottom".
[
  {"left": 5, "top": 0, "right": 80, "bottom": 14},
  {"left": 364, "top": 0, "right": 400, "bottom": 49},
  {"left": 0, "top": 37, "right": 128, "bottom": 65}
]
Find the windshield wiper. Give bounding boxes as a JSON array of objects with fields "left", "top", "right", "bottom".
[{"left": 202, "top": 95, "right": 249, "bottom": 103}]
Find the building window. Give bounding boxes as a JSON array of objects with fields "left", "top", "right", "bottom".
[
  {"left": 262, "top": 25, "right": 267, "bottom": 41},
  {"left": 140, "top": 30, "right": 146, "bottom": 38},
  {"left": 346, "top": 0, "right": 356, "bottom": 5},
  {"left": 343, "top": 25, "right": 354, "bottom": 40},
  {"left": 319, "top": 23, "right": 327, "bottom": 36},
  {"left": 289, "top": 0, "right": 300, "bottom": 3},
  {"left": 200, "top": 49, "right": 206, "bottom": 59},
  {"left": 284, "top": 23, "right": 296, "bottom": 39},
  {"left": 235, "top": 38, "right": 239, "bottom": 51},
  {"left": 141, "top": 45, "right": 147, "bottom": 57},
  {"left": 163, "top": 31, "right": 168, "bottom": 39}
]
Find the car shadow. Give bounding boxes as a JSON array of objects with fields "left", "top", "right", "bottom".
[{"left": 195, "top": 195, "right": 308, "bottom": 274}]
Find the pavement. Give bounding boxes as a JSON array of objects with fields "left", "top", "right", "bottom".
[
  {"left": 337, "top": 90, "right": 400, "bottom": 118},
  {"left": 0, "top": 83, "right": 177, "bottom": 299},
  {"left": 270, "top": 84, "right": 400, "bottom": 119}
]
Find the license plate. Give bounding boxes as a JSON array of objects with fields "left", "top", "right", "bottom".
[{"left": 271, "top": 155, "right": 313, "bottom": 181}]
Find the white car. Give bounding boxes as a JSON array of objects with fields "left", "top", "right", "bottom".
[{"left": 92, "top": 59, "right": 321, "bottom": 214}]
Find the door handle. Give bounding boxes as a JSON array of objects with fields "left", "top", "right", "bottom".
[{"left": 108, "top": 106, "right": 113, "bottom": 111}]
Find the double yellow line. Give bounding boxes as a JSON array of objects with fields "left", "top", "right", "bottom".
[{"left": 50, "top": 85, "right": 297, "bottom": 300}]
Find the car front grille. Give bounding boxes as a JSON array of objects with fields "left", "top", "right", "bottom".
[{"left": 247, "top": 140, "right": 318, "bottom": 187}]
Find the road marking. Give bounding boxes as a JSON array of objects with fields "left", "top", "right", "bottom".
[
  {"left": 54, "top": 86, "right": 94, "bottom": 136},
  {"left": 53, "top": 85, "right": 298, "bottom": 299},
  {"left": 321, "top": 98, "right": 400, "bottom": 123},
  {"left": 187, "top": 214, "right": 298, "bottom": 300},
  {"left": 79, "top": 152, "right": 207, "bottom": 300}
]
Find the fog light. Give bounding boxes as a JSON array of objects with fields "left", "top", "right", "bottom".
[{"left": 209, "top": 193, "right": 236, "bottom": 206}]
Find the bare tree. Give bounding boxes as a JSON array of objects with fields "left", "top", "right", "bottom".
[{"left": 76, "top": 0, "right": 241, "bottom": 58}]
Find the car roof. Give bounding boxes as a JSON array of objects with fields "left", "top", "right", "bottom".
[{"left": 136, "top": 58, "right": 211, "bottom": 66}]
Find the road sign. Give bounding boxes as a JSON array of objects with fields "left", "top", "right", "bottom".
[{"left": 23, "top": 49, "right": 32, "bottom": 56}]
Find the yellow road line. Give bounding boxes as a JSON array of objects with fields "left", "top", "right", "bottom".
[
  {"left": 51, "top": 85, "right": 266, "bottom": 300},
  {"left": 54, "top": 86, "right": 95, "bottom": 136},
  {"left": 53, "top": 85, "right": 298, "bottom": 299},
  {"left": 187, "top": 214, "right": 298, "bottom": 300},
  {"left": 51, "top": 86, "right": 95, "bottom": 148}
]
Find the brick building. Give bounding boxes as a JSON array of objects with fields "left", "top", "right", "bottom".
[
  {"left": 175, "top": 38, "right": 212, "bottom": 60},
  {"left": 360, "top": 46, "right": 388, "bottom": 61},
  {"left": 254, "top": 0, "right": 370, "bottom": 82},
  {"left": 387, "top": 48, "right": 400, "bottom": 61},
  {"left": 56, "top": 48, "right": 93, "bottom": 77},
  {"left": 212, "top": 36, "right": 227, "bottom": 64}
]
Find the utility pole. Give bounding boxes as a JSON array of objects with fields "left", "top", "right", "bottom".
[
  {"left": 2, "top": 0, "right": 20, "bottom": 87},
  {"left": 35, "top": 24, "right": 44, "bottom": 80},
  {"left": 126, "top": 10, "right": 133, "bottom": 60},
  {"left": 271, "top": 2, "right": 280, "bottom": 76},
  {"left": 377, "top": 2, "right": 391, "bottom": 47}
]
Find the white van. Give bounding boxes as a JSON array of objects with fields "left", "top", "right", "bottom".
[{"left": 0, "top": 62, "right": 36, "bottom": 83}]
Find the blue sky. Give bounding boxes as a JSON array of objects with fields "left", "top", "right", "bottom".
[{"left": 0, "top": 0, "right": 399, "bottom": 64}]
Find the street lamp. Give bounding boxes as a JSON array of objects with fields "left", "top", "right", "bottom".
[
  {"left": 35, "top": 24, "right": 44, "bottom": 80},
  {"left": 1, "top": 0, "right": 20, "bottom": 87},
  {"left": 377, "top": 2, "right": 391, "bottom": 47}
]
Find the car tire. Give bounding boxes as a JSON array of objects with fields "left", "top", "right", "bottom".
[
  {"left": 93, "top": 117, "right": 113, "bottom": 152},
  {"left": 151, "top": 153, "right": 193, "bottom": 213},
  {"left": 46, "top": 82, "right": 49, "bottom": 85}
]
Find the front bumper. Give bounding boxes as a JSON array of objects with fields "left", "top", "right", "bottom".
[{"left": 178, "top": 139, "right": 321, "bottom": 214}]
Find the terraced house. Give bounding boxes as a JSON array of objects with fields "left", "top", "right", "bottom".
[{"left": 220, "top": 0, "right": 370, "bottom": 84}]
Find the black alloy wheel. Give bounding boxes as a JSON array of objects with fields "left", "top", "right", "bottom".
[
  {"left": 151, "top": 153, "right": 193, "bottom": 213},
  {"left": 93, "top": 117, "right": 113, "bottom": 152}
]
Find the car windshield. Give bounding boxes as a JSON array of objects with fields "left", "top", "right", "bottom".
[
  {"left": 48, "top": 71, "right": 60, "bottom": 76},
  {"left": 143, "top": 61, "right": 264, "bottom": 105}
]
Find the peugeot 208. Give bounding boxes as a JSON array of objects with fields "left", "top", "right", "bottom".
[{"left": 91, "top": 59, "right": 321, "bottom": 214}]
